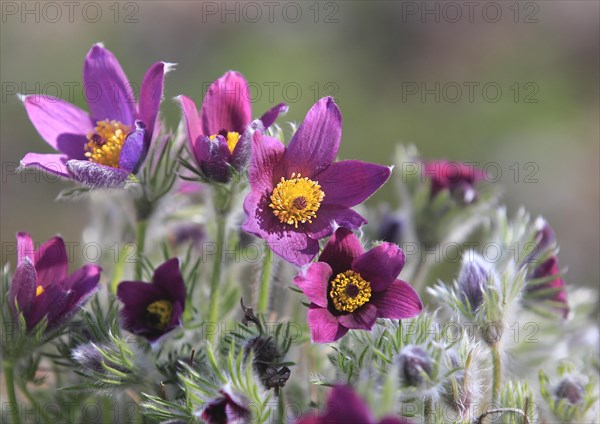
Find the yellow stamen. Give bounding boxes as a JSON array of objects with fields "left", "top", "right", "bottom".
[
  {"left": 210, "top": 131, "right": 240, "bottom": 154},
  {"left": 85, "top": 119, "right": 130, "bottom": 168},
  {"left": 146, "top": 300, "right": 173, "bottom": 330},
  {"left": 329, "top": 270, "right": 372, "bottom": 313},
  {"left": 36, "top": 285, "right": 44, "bottom": 297},
  {"left": 269, "top": 172, "right": 325, "bottom": 228}
]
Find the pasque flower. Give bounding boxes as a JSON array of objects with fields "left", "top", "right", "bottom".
[
  {"left": 525, "top": 256, "right": 569, "bottom": 318},
  {"left": 20, "top": 43, "right": 171, "bottom": 188},
  {"left": 294, "top": 228, "right": 422, "bottom": 343},
  {"left": 179, "top": 71, "right": 287, "bottom": 183},
  {"left": 296, "top": 385, "right": 412, "bottom": 424},
  {"left": 423, "top": 160, "right": 485, "bottom": 204},
  {"left": 117, "top": 258, "right": 186, "bottom": 342},
  {"left": 201, "top": 387, "right": 250, "bottom": 424},
  {"left": 9, "top": 232, "right": 101, "bottom": 331},
  {"left": 243, "top": 97, "right": 391, "bottom": 265}
]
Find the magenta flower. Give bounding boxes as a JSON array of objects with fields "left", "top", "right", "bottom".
[
  {"left": 294, "top": 228, "right": 422, "bottom": 343},
  {"left": 296, "top": 385, "right": 411, "bottom": 424},
  {"left": 423, "top": 160, "right": 485, "bottom": 204},
  {"left": 525, "top": 256, "right": 569, "bottom": 318},
  {"left": 179, "top": 71, "right": 287, "bottom": 183},
  {"left": 201, "top": 388, "right": 249, "bottom": 424},
  {"left": 243, "top": 97, "right": 391, "bottom": 265},
  {"left": 117, "top": 258, "right": 186, "bottom": 342},
  {"left": 20, "top": 43, "right": 171, "bottom": 188},
  {"left": 9, "top": 232, "right": 101, "bottom": 331}
]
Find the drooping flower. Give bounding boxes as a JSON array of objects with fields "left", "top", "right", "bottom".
[
  {"left": 116, "top": 258, "right": 186, "bottom": 342},
  {"left": 20, "top": 43, "right": 172, "bottom": 188},
  {"left": 457, "top": 251, "right": 493, "bottom": 313},
  {"left": 201, "top": 387, "right": 250, "bottom": 424},
  {"left": 294, "top": 228, "right": 422, "bottom": 343},
  {"left": 179, "top": 71, "right": 287, "bottom": 183},
  {"left": 9, "top": 232, "right": 101, "bottom": 331},
  {"left": 397, "top": 346, "right": 433, "bottom": 387},
  {"left": 243, "top": 97, "right": 391, "bottom": 265},
  {"left": 525, "top": 256, "right": 569, "bottom": 318},
  {"left": 423, "top": 160, "right": 485, "bottom": 204},
  {"left": 296, "top": 385, "right": 412, "bottom": 424}
]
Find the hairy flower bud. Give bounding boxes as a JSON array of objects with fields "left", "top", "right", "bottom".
[
  {"left": 555, "top": 377, "right": 585, "bottom": 405},
  {"left": 457, "top": 252, "right": 491, "bottom": 312},
  {"left": 397, "top": 346, "right": 433, "bottom": 386}
]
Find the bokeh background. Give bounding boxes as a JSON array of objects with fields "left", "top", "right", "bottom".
[{"left": 1, "top": 1, "right": 598, "bottom": 289}]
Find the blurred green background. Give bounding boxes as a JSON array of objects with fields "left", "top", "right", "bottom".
[{"left": 1, "top": 1, "right": 598, "bottom": 288}]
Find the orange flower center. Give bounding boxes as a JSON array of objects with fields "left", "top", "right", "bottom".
[{"left": 269, "top": 172, "right": 325, "bottom": 228}]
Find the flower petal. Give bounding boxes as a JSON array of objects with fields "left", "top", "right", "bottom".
[
  {"left": 371, "top": 279, "right": 423, "bottom": 319},
  {"left": 64, "top": 264, "right": 101, "bottom": 301},
  {"left": 83, "top": 43, "right": 135, "bottom": 125},
  {"left": 20, "top": 153, "right": 70, "bottom": 178},
  {"left": 307, "top": 304, "right": 348, "bottom": 343},
  {"left": 337, "top": 303, "right": 378, "bottom": 330},
  {"left": 22, "top": 95, "right": 92, "bottom": 159},
  {"left": 200, "top": 71, "right": 252, "bottom": 135},
  {"left": 17, "top": 232, "right": 35, "bottom": 263},
  {"left": 294, "top": 262, "right": 332, "bottom": 308},
  {"left": 9, "top": 258, "right": 36, "bottom": 317},
  {"left": 248, "top": 132, "right": 285, "bottom": 192},
  {"left": 152, "top": 258, "right": 186, "bottom": 307},
  {"left": 179, "top": 95, "right": 202, "bottom": 155},
  {"left": 318, "top": 227, "right": 364, "bottom": 276},
  {"left": 28, "top": 284, "right": 71, "bottom": 330},
  {"left": 305, "top": 205, "right": 367, "bottom": 240},
  {"left": 138, "top": 62, "right": 170, "bottom": 143},
  {"left": 317, "top": 160, "right": 391, "bottom": 207},
  {"left": 352, "top": 243, "right": 405, "bottom": 292},
  {"left": 117, "top": 281, "right": 163, "bottom": 334},
  {"left": 231, "top": 119, "right": 263, "bottom": 173},
  {"left": 324, "top": 386, "right": 374, "bottom": 424},
  {"left": 259, "top": 102, "right": 288, "bottom": 129},
  {"left": 118, "top": 120, "right": 147, "bottom": 173},
  {"left": 267, "top": 229, "right": 319, "bottom": 266},
  {"left": 66, "top": 160, "right": 130, "bottom": 188},
  {"left": 196, "top": 135, "right": 233, "bottom": 183},
  {"left": 34, "top": 236, "right": 68, "bottom": 284},
  {"left": 283, "top": 97, "right": 341, "bottom": 178}
]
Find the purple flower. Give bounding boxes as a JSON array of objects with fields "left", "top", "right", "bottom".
[
  {"left": 243, "top": 97, "right": 391, "bottom": 265},
  {"left": 525, "top": 256, "right": 569, "bottom": 318},
  {"left": 294, "top": 228, "right": 422, "bottom": 343},
  {"left": 201, "top": 388, "right": 249, "bottom": 424},
  {"left": 116, "top": 258, "right": 186, "bottom": 342},
  {"left": 296, "top": 385, "right": 412, "bottom": 424},
  {"left": 179, "top": 71, "right": 287, "bottom": 183},
  {"left": 9, "top": 232, "right": 101, "bottom": 331},
  {"left": 20, "top": 43, "right": 171, "bottom": 188},
  {"left": 423, "top": 160, "right": 485, "bottom": 204}
]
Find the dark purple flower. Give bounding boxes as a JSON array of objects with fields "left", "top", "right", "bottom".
[
  {"left": 116, "top": 258, "right": 186, "bottom": 342},
  {"left": 20, "top": 43, "right": 172, "bottom": 188},
  {"left": 423, "top": 161, "right": 485, "bottom": 204},
  {"left": 201, "top": 388, "right": 250, "bottom": 424},
  {"left": 9, "top": 232, "right": 101, "bottom": 331},
  {"left": 294, "top": 228, "right": 422, "bottom": 343},
  {"left": 397, "top": 346, "right": 433, "bottom": 386},
  {"left": 525, "top": 256, "right": 569, "bottom": 318},
  {"left": 554, "top": 377, "right": 585, "bottom": 405},
  {"left": 179, "top": 71, "right": 287, "bottom": 183},
  {"left": 296, "top": 385, "right": 412, "bottom": 424},
  {"left": 523, "top": 219, "right": 556, "bottom": 265},
  {"left": 457, "top": 252, "right": 491, "bottom": 312},
  {"left": 243, "top": 97, "right": 391, "bottom": 265}
]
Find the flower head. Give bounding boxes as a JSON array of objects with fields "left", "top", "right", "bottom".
[
  {"left": 294, "top": 228, "right": 422, "bottom": 343},
  {"left": 243, "top": 97, "right": 391, "bottom": 265},
  {"left": 9, "top": 232, "right": 101, "bottom": 331},
  {"left": 525, "top": 256, "right": 569, "bottom": 318},
  {"left": 20, "top": 43, "right": 171, "bottom": 188},
  {"left": 397, "top": 346, "right": 433, "bottom": 387},
  {"left": 179, "top": 71, "right": 287, "bottom": 183},
  {"left": 457, "top": 252, "right": 493, "bottom": 313},
  {"left": 201, "top": 387, "right": 249, "bottom": 424},
  {"left": 117, "top": 258, "right": 186, "bottom": 342},
  {"left": 423, "top": 161, "right": 485, "bottom": 204},
  {"left": 296, "top": 385, "right": 411, "bottom": 424},
  {"left": 554, "top": 377, "right": 585, "bottom": 405}
]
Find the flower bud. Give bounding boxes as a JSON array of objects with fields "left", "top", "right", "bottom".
[
  {"left": 397, "top": 346, "right": 433, "bottom": 386},
  {"left": 378, "top": 211, "right": 404, "bottom": 244},
  {"left": 554, "top": 377, "right": 585, "bottom": 405},
  {"left": 457, "top": 252, "right": 491, "bottom": 312}
]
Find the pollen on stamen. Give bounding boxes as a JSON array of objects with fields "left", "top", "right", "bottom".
[
  {"left": 269, "top": 172, "right": 325, "bottom": 228},
  {"left": 329, "top": 270, "right": 372, "bottom": 313},
  {"left": 85, "top": 119, "right": 130, "bottom": 168}
]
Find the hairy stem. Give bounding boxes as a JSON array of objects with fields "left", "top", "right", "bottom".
[
  {"left": 134, "top": 219, "right": 148, "bottom": 281},
  {"left": 491, "top": 343, "right": 502, "bottom": 405},
  {"left": 424, "top": 397, "right": 433, "bottom": 424},
  {"left": 207, "top": 215, "right": 226, "bottom": 342},
  {"left": 257, "top": 245, "right": 273, "bottom": 314},
  {"left": 4, "top": 361, "right": 21, "bottom": 424}
]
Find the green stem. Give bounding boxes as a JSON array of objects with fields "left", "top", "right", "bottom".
[
  {"left": 491, "top": 343, "right": 502, "bottom": 405},
  {"left": 424, "top": 397, "right": 433, "bottom": 424},
  {"left": 257, "top": 245, "right": 273, "bottom": 314},
  {"left": 4, "top": 361, "right": 21, "bottom": 424},
  {"left": 207, "top": 215, "right": 226, "bottom": 342},
  {"left": 277, "top": 390, "right": 286, "bottom": 424},
  {"left": 134, "top": 220, "right": 148, "bottom": 280}
]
